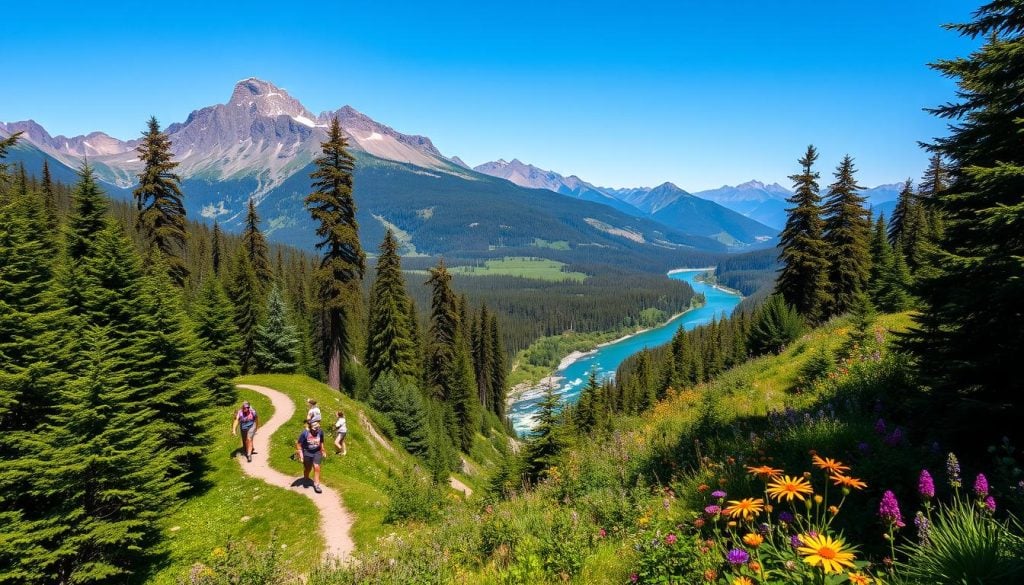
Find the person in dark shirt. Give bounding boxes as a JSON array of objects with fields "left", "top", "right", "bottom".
[{"left": 296, "top": 420, "right": 327, "bottom": 493}]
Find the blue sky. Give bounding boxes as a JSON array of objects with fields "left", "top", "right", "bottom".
[{"left": 0, "top": 1, "right": 978, "bottom": 190}]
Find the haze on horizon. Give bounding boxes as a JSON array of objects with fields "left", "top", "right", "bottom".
[{"left": 0, "top": 0, "right": 978, "bottom": 191}]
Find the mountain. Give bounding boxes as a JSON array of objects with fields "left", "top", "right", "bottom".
[
  {"left": 693, "top": 180, "right": 792, "bottom": 230},
  {"left": 1, "top": 79, "right": 735, "bottom": 267},
  {"left": 473, "top": 160, "right": 778, "bottom": 246}
]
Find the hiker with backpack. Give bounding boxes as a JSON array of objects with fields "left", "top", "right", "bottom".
[
  {"left": 306, "top": 398, "right": 322, "bottom": 425},
  {"left": 333, "top": 410, "right": 347, "bottom": 455},
  {"left": 232, "top": 400, "right": 259, "bottom": 463},
  {"left": 296, "top": 420, "right": 327, "bottom": 493}
]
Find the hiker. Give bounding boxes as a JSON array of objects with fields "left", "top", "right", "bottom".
[
  {"left": 296, "top": 420, "right": 327, "bottom": 493},
  {"left": 333, "top": 410, "right": 348, "bottom": 455},
  {"left": 232, "top": 400, "right": 258, "bottom": 463},
  {"left": 306, "top": 398, "right": 322, "bottom": 425}
]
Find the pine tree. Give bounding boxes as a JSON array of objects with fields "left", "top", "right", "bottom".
[
  {"left": 228, "top": 247, "right": 262, "bottom": 374},
  {"left": 868, "top": 214, "right": 895, "bottom": 305},
  {"left": 211, "top": 220, "right": 223, "bottom": 277},
  {"left": 242, "top": 198, "right": 273, "bottom": 293},
  {"left": 776, "top": 145, "right": 831, "bottom": 322},
  {"left": 193, "top": 277, "right": 241, "bottom": 403},
  {"left": 253, "top": 285, "right": 298, "bottom": 373},
  {"left": 67, "top": 163, "right": 108, "bottom": 261},
  {"left": 876, "top": 243, "right": 913, "bottom": 312},
  {"left": 134, "top": 116, "right": 188, "bottom": 285},
  {"left": 369, "top": 374, "right": 430, "bottom": 456},
  {"left": 306, "top": 117, "right": 365, "bottom": 390},
  {"left": 822, "top": 155, "right": 872, "bottom": 317},
  {"left": 907, "top": 2, "right": 1024, "bottom": 431},
  {"left": 524, "top": 386, "right": 564, "bottom": 482},
  {"left": 366, "top": 230, "right": 416, "bottom": 383},
  {"left": 40, "top": 159, "right": 58, "bottom": 234},
  {"left": 748, "top": 294, "right": 804, "bottom": 355},
  {"left": 472, "top": 304, "right": 494, "bottom": 412},
  {"left": 426, "top": 260, "right": 459, "bottom": 401},
  {"left": 488, "top": 313, "right": 508, "bottom": 419},
  {"left": 918, "top": 153, "right": 948, "bottom": 199},
  {"left": 0, "top": 132, "right": 21, "bottom": 189},
  {"left": 887, "top": 179, "right": 915, "bottom": 246}
]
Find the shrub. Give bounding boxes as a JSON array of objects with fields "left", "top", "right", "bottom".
[
  {"left": 382, "top": 467, "right": 445, "bottom": 523},
  {"left": 748, "top": 294, "right": 804, "bottom": 355}
]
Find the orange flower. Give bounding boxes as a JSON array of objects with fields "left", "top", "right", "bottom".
[
  {"left": 723, "top": 498, "right": 765, "bottom": 520},
  {"left": 746, "top": 464, "right": 784, "bottom": 479},
  {"left": 742, "top": 532, "right": 764, "bottom": 548},
  {"left": 703, "top": 569, "right": 717, "bottom": 582},
  {"left": 830, "top": 474, "right": 868, "bottom": 490},
  {"left": 767, "top": 475, "right": 815, "bottom": 502},
  {"left": 731, "top": 578, "right": 753, "bottom": 585},
  {"left": 812, "top": 455, "right": 850, "bottom": 475},
  {"left": 847, "top": 572, "right": 872, "bottom": 585}
]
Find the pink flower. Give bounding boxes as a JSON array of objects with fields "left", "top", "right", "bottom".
[
  {"left": 879, "top": 490, "right": 904, "bottom": 528},
  {"left": 918, "top": 470, "right": 935, "bottom": 499},
  {"left": 665, "top": 533, "right": 678, "bottom": 545},
  {"left": 974, "top": 473, "right": 989, "bottom": 497},
  {"left": 598, "top": 528, "right": 607, "bottom": 538}
]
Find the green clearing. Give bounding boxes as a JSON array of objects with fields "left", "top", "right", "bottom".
[
  {"left": 531, "top": 238, "right": 570, "bottom": 250},
  {"left": 449, "top": 256, "right": 587, "bottom": 282}
]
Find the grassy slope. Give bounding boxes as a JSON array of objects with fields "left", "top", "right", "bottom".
[
  {"left": 147, "top": 390, "right": 318, "bottom": 584},
  {"left": 448, "top": 257, "right": 588, "bottom": 282}
]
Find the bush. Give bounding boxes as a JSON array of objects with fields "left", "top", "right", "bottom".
[
  {"left": 748, "top": 294, "right": 804, "bottom": 355},
  {"left": 184, "top": 539, "right": 291, "bottom": 585},
  {"left": 382, "top": 467, "right": 445, "bottom": 523}
]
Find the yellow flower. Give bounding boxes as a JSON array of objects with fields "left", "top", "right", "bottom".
[
  {"left": 211, "top": 547, "right": 227, "bottom": 559},
  {"left": 848, "top": 572, "right": 872, "bottom": 585},
  {"left": 797, "top": 533, "right": 857, "bottom": 574},
  {"left": 814, "top": 495, "right": 823, "bottom": 505},
  {"left": 732, "top": 577, "right": 753, "bottom": 585},
  {"left": 723, "top": 498, "right": 765, "bottom": 520},
  {"left": 830, "top": 474, "right": 868, "bottom": 490},
  {"left": 746, "top": 464, "right": 783, "bottom": 479},
  {"left": 766, "top": 475, "right": 815, "bottom": 502},
  {"left": 742, "top": 532, "right": 764, "bottom": 548},
  {"left": 638, "top": 516, "right": 650, "bottom": 527},
  {"left": 828, "top": 505, "right": 840, "bottom": 516},
  {"left": 811, "top": 455, "right": 850, "bottom": 475}
]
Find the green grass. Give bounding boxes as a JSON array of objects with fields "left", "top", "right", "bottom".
[
  {"left": 147, "top": 390, "right": 319, "bottom": 584},
  {"left": 448, "top": 257, "right": 587, "bottom": 282},
  {"left": 531, "top": 238, "right": 570, "bottom": 250}
]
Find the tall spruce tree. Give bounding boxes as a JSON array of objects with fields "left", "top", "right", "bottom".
[
  {"left": 211, "top": 220, "right": 223, "bottom": 277},
  {"left": 524, "top": 386, "right": 564, "bottom": 482},
  {"left": 134, "top": 116, "right": 188, "bottom": 285},
  {"left": 822, "top": 155, "right": 872, "bottom": 317},
  {"left": 0, "top": 132, "right": 21, "bottom": 189},
  {"left": 242, "top": 198, "right": 273, "bottom": 293},
  {"left": 306, "top": 117, "right": 365, "bottom": 390},
  {"left": 868, "top": 214, "right": 895, "bottom": 303},
  {"left": 907, "top": 2, "right": 1024, "bottom": 434},
  {"left": 488, "top": 313, "right": 508, "bottom": 419},
  {"left": 39, "top": 159, "right": 58, "bottom": 234},
  {"left": 887, "top": 179, "right": 915, "bottom": 246},
  {"left": 748, "top": 294, "right": 804, "bottom": 355},
  {"left": 366, "top": 229, "right": 416, "bottom": 383},
  {"left": 228, "top": 247, "right": 262, "bottom": 374},
  {"left": 472, "top": 304, "right": 494, "bottom": 412},
  {"left": 776, "top": 145, "right": 831, "bottom": 322},
  {"left": 253, "top": 285, "right": 298, "bottom": 373},
  {"left": 193, "top": 277, "right": 242, "bottom": 403},
  {"left": 426, "top": 260, "right": 459, "bottom": 401},
  {"left": 67, "top": 163, "right": 108, "bottom": 261}
]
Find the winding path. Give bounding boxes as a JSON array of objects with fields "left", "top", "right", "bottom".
[{"left": 235, "top": 384, "right": 355, "bottom": 562}]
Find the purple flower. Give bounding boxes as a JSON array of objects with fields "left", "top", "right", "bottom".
[
  {"left": 984, "top": 496, "right": 997, "bottom": 512},
  {"left": 758, "top": 522, "right": 771, "bottom": 535},
  {"left": 789, "top": 534, "right": 803, "bottom": 548},
  {"left": 778, "top": 511, "right": 795, "bottom": 523},
  {"left": 974, "top": 473, "right": 989, "bottom": 497},
  {"left": 918, "top": 470, "right": 936, "bottom": 499},
  {"left": 665, "top": 533, "right": 678, "bottom": 545},
  {"left": 885, "top": 427, "right": 904, "bottom": 447},
  {"left": 914, "top": 512, "right": 931, "bottom": 545},
  {"left": 726, "top": 548, "right": 750, "bottom": 565},
  {"left": 704, "top": 505, "right": 721, "bottom": 516},
  {"left": 630, "top": 573, "right": 638, "bottom": 583},
  {"left": 711, "top": 490, "right": 727, "bottom": 499},
  {"left": 875, "top": 418, "right": 887, "bottom": 435},
  {"left": 879, "top": 490, "right": 904, "bottom": 528},
  {"left": 946, "top": 453, "right": 962, "bottom": 488}
]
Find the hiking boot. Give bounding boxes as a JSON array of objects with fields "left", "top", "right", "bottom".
[
  {"left": 246, "top": 454, "right": 252, "bottom": 463},
  {"left": 251, "top": 450, "right": 258, "bottom": 454},
  {"left": 314, "top": 484, "right": 323, "bottom": 494}
]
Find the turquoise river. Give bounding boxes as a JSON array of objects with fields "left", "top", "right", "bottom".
[{"left": 508, "top": 269, "right": 743, "bottom": 435}]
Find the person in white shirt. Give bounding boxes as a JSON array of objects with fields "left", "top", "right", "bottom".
[
  {"left": 333, "top": 410, "right": 348, "bottom": 455},
  {"left": 305, "top": 398, "right": 321, "bottom": 425}
]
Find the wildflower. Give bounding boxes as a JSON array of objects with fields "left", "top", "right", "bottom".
[
  {"left": 711, "top": 490, "right": 727, "bottom": 499},
  {"left": 946, "top": 453, "right": 962, "bottom": 488},
  {"left": 211, "top": 547, "right": 227, "bottom": 559},
  {"left": 874, "top": 418, "right": 886, "bottom": 435},
  {"left": 704, "top": 504, "right": 722, "bottom": 516},
  {"left": 638, "top": 516, "right": 650, "bottom": 527},
  {"left": 814, "top": 495, "right": 824, "bottom": 505},
  {"left": 828, "top": 505, "right": 839, "bottom": 515},
  {"left": 598, "top": 528, "right": 607, "bottom": 538},
  {"left": 732, "top": 578, "right": 753, "bottom": 585},
  {"left": 694, "top": 518, "right": 706, "bottom": 528},
  {"left": 914, "top": 512, "right": 930, "bottom": 545},
  {"left": 630, "top": 573, "right": 638, "bottom": 583},
  {"left": 812, "top": 455, "right": 850, "bottom": 475},
  {"left": 848, "top": 572, "right": 872, "bottom": 585},
  {"left": 779, "top": 511, "right": 795, "bottom": 523},
  {"left": 757, "top": 522, "right": 770, "bottom": 535},
  {"left": 746, "top": 464, "right": 783, "bottom": 479},
  {"left": 918, "top": 470, "right": 935, "bottom": 499},
  {"left": 974, "top": 473, "right": 989, "bottom": 497},
  {"left": 767, "top": 476, "right": 814, "bottom": 502},
  {"left": 797, "top": 533, "right": 857, "bottom": 574},
  {"left": 723, "top": 498, "right": 765, "bottom": 520},
  {"left": 984, "top": 495, "right": 997, "bottom": 512},
  {"left": 830, "top": 474, "right": 867, "bottom": 490},
  {"left": 748, "top": 561, "right": 761, "bottom": 572},
  {"left": 726, "top": 548, "right": 750, "bottom": 565},
  {"left": 743, "top": 533, "right": 763, "bottom": 548},
  {"left": 884, "top": 428, "right": 904, "bottom": 447},
  {"left": 703, "top": 569, "right": 717, "bottom": 582},
  {"left": 785, "top": 560, "right": 797, "bottom": 571},
  {"left": 697, "top": 483, "right": 710, "bottom": 493},
  {"left": 790, "top": 534, "right": 803, "bottom": 548},
  {"left": 665, "top": 533, "right": 677, "bottom": 545},
  {"left": 879, "top": 491, "right": 904, "bottom": 528}
]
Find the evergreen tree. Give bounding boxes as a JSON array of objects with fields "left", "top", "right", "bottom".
[
  {"left": 876, "top": 243, "right": 913, "bottom": 312},
  {"left": 242, "top": 198, "right": 273, "bottom": 293},
  {"left": 369, "top": 374, "right": 430, "bottom": 456},
  {"left": 306, "top": 117, "right": 365, "bottom": 390},
  {"left": 40, "top": 159, "right": 58, "bottom": 234},
  {"left": 366, "top": 230, "right": 416, "bottom": 383},
  {"left": 868, "top": 214, "right": 895, "bottom": 305},
  {"left": 907, "top": 2, "right": 1024, "bottom": 432},
  {"left": 472, "top": 304, "right": 494, "bottom": 412},
  {"left": 0, "top": 132, "right": 21, "bottom": 188},
  {"left": 488, "top": 313, "right": 508, "bottom": 419},
  {"left": 524, "top": 386, "right": 564, "bottom": 482},
  {"left": 748, "top": 294, "right": 804, "bottom": 355},
  {"left": 776, "top": 145, "right": 831, "bottom": 322},
  {"left": 888, "top": 179, "right": 915, "bottom": 246},
  {"left": 134, "top": 116, "right": 188, "bottom": 285},
  {"left": 193, "top": 277, "right": 241, "bottom": 403},
  {"left": 901, "top": 197, "right": 931, "bottom": 273},
  {"left": 426, "top": 260, "right": 459, "bottom": 401},
  {"left": 228, "top": 247, "right": 262, "bottom": 374},
  {"left": 918, "top": 153, "right": 948, "bottom": 199},
  {"left": 67, "top": 163, "right": 108, "bottom": 261},
  {"left": 822, "top": 155, "right": 872, "bottom": 317},
  {"left": 253, "top": 285, "right": 298, "bottom": 373},
  {"left": 211, "top": 220, "right": 223, "bottom": 277}
]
